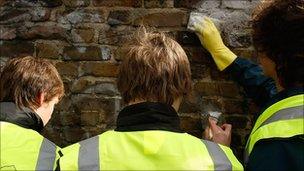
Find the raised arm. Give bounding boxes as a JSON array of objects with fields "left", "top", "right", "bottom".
[{"left": 194, "top": 17, "right": 277, "bottom": 109}]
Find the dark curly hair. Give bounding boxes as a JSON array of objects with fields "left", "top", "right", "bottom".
[{"left": 252, "top": 0, "right": 304, "bottom": 88}]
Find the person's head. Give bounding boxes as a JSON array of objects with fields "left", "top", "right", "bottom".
[
  {"left": 117, "top": 27, "right": 192, "bottom": 110},
  {"left": 0, "top": 56, "right": 64, "bottom": 125},
  {"left": 252, "top": 0, "right": 304, "bottom": 89}
]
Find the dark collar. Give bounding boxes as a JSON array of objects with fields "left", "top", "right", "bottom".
[
  {"left": 263, "top": 86, "right": 304, "bottom": 111},
  {"left": 115, "top": 102, "right": 183, "bottom": 133},
  {"left": 0, "top": 102, "right": 44, "bottom": 132}
]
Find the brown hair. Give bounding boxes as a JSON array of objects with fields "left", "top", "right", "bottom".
[
  {"left": 0, "top": 56, "right": 64, "bottom": 109},
  {"left": 252, "top": 0, "right": 304, "bottom": 87},
  {"left": 117, "top": 27, "right": 192, "bottom": 105}
]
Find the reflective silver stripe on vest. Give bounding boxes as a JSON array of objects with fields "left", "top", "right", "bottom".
[
  {"left": 35, "top": 138, "right": 56, "bottom": 171},
  {"left": 78, "top": 136, "right": 100, "bottom": 171},
  {"left": 202, "top": 140, "right": 232, "bottom": 171},
  {"left": 244, "top": 105, "right": 304, "bottom": 164},
  {"left": 259, "top": 105, "right": 303, "bottom": 129}
]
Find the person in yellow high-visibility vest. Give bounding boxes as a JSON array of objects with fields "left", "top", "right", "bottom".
[
  {"left": 58, "top": 27, "right": 244, "bottom": 170},
  {"left": 0, "top": 56, "right": 64, "bottom": 170},
  {"left": 194, "top": 0, "right": 304, "bottom": 170}
]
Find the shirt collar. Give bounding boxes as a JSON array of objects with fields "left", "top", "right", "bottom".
[{"left": 115, "top": 102, "right": 183, "bottom": 133}]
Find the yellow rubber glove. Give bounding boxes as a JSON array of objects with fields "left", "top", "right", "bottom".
[{"left": 194, "top": 17, "right": 237, "bottom": 71}]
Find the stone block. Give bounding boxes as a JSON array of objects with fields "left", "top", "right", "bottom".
[
  {"left": 144, "top": 0, "right": 174, "bottom": 8},
  {"left": 0, "top": 26, "right": 16, "bottom": 40},
  {"left": 31, "top": 7, "right": 51, "bottom": 21},
  {"left": 222, "top": 98, "right": 245, "bottom": 114},
  {"left": 218, "top": 82, "right": 241, "bottom": 98},
  {"left": 0, "top": 40, "right": 34, "bottom": 57},
  {"left": 225, "top": 115, "right": 251, "bottom": 129},
  {"left": 134, "top": 10, "right": 187, "bottom": 27},
  {"left": 71, "top": 28, "right": 95, "bottom": 43},
  {"left": 17, "top": 24, "right": 69, "bottom": 40},
  {"left": 183, "top": 47, "right": 211, "bottom": 64},
  {"left": 190, "top": 63, "right": 210, "bottom": 79},
  {"left": 179, "top": 113, "right": 202, "bottom": 138},
  {"left": 99, "top": 26, "right": 135, "bottom": 45},
  {"left": 63, "top": 127, "right": 85, "bottom": 143},
  {"left": 63, "top": 46, "right": 112, "bottom": 61},
  {"left": 71, "top": 76, "right": 118, "bottom": 95},
  {"left": 36, "top": 41, "right": 62, "bottom": 59},
  {"left": 58, "top": 8, "right": 106, "bottom": 24},
  {"left": 62, "top": 0, "right": 90, "bottom": 7},
  {"left": 14, "top": 0, "right": 63, "bottom": 7},
  {"left": 55, "top": 61, "right": 79, "bottom": 79},
  {"left": 174, "top": 0, "right": 202, "bottom": 8},
  {"left": 200, "top": 97, "right": 224, "bottom": 114},
  {"left": 92, "top": 0, "right": 142, "bottom": 7},
  {"left": 114, "top": 46, "right": 129, "bottom": 61},
  {"left": 108, "top": 10, "right": 132, "bottom": 25},
  {"left": 174, "top": 31, "right": 201, "bottom": 46},
  {"left": 194, "top": 81, "right": 219, "bottom": 96},
  {"left": 71, "top": 94, "right": 118, "bottom": 126},
  {"left": 0, "top": 8, "right": 31, "bottom": 24},
  {"left": 222, "top": 0, "right": 260, "bottom": 10},
  {"left": 81, "top": 62, "right": 119, "bottom": 77}
]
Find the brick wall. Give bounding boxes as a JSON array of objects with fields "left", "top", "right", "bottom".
[{"left": 0, "top": 0, "right": 260, "bottom": 161}]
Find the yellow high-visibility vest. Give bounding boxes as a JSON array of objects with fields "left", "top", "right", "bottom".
[
  {"left": 60, "top": 130, "right": 243, "bottom": 170},
  {"left": 0, "top": 122, "right": 60, "bottom": 171},
  {"left": 245, "top": 94, "right": 304, "bottom": 163}
]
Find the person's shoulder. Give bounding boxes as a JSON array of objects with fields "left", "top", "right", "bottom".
[{"left": 1, "top": 121, "right": 43, "bottom": 139}]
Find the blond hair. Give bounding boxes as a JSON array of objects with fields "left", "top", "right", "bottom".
[{"left": 117, "top": 27, "right": 192, "bottom": 105}]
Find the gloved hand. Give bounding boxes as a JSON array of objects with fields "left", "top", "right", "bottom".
[{"left": 194, "top": 17, "right": 237, "bottom": 71}]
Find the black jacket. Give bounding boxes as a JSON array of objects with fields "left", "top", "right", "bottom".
[
  {"left": 115, "top": 102, "right": 183, "bottom": 133},
  {"left": 0, "top": 102, "right": 44, "bottom": 132},
  {"left": 226, "top": 57, "right": 304, "bottom": 171}
]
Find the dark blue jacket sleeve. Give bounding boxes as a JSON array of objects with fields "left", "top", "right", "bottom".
[{"left": 225, "top": 57, "right": 277, "bottom": 109}]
